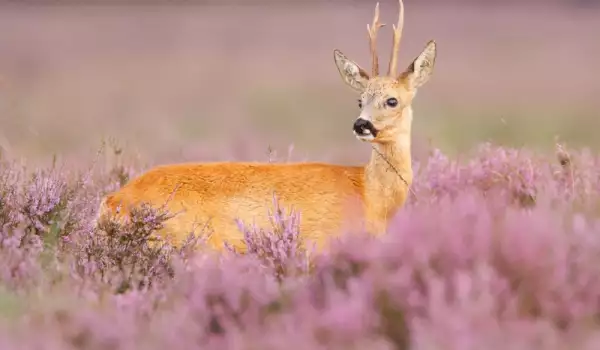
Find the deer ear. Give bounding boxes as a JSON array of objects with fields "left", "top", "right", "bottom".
[
  {"left": 399, "top": 40, "right": 437, "bottom": 90},
  {"left": 333, "top": 49, "right": 370, "bottom": 92}
]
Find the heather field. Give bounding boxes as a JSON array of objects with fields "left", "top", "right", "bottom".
[{"left": 1, "top": 1, "right": 600, "bottom": 349}]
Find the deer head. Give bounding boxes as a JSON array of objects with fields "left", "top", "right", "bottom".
[{"left": 333, "top": 0, "right": 437, "bottom": 144}]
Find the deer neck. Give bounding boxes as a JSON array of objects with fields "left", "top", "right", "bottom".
[{"left": 362, "top": 107, "right": 413, "bottom": 233}]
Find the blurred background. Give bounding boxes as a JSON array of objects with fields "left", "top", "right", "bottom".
[{"left": 0, "top": 0, "right": 598, "bottom": 167}]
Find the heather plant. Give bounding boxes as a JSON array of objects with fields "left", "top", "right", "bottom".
[
  {"left": 0, "top": 158, "right": 25, "bottom": 230},
  {"left": 0, "top": 159, "right": 43, "bottom": 290},
  {"left": 228, "top": 194, "right": 310, "bottom": 281},
  {"left": 412, "top": 143, "right": 541, "bottom": 206},
  {"left": 0, "top": 227, "right": 43, "bottom": 291},
  {"left": 298, "top": 191, "right": 600, "bottom": 349},
  {"left": 72, "top": 201, "right": 206, "bottom": 295},
  {"left": 0, "top": 142, "right": 599, "bottom": 349},
  {"left": 412, "top": 142, "right": 600, "bottom": 209},
  {"left": 21, "top": 165, "right": 71, "bottom": 237}
]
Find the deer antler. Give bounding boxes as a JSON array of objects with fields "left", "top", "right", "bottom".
[
  {"left": 387, "top": 0, "right": 405, "bottom": 76},
  {"left": 367, "top": 2, "right": 385, "bottom": 76}
]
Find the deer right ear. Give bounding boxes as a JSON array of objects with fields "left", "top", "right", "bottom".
[
  {"left": 399, "top": 40, "right": 437, "bottom": 90},
  {"left": 333, "top": 49, "right": 370, "bottom": 92}
]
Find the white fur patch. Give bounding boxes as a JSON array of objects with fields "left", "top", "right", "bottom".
[{"left": 354, "top": 131, "right": 375, "bottom": 142}]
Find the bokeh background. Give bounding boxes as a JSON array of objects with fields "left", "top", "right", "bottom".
[{"left": 0, "top": 0, "right": 598, "bottom": 167}]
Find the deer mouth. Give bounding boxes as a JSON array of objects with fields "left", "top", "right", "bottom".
[{"left": 354, "top": 131, "right": 376, "bottom": 142}]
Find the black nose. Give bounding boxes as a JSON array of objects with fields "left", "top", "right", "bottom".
[{"left": 353, "top": 118, "right": 377, "bottom": 137}]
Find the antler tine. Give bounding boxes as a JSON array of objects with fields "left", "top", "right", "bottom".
[
  {"left": 387, "top": 0, "right": 405, "bottom": 76},
  {"left": 367, "top": 2, "right": 385, "bottom": 76}
]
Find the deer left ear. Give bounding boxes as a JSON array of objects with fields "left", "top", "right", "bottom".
[
  {"left": 333, "top": 49, "right": 371, "bottom": 92},
  {"left": 399, "top": 40, "right": 437, "bottom": 90}
]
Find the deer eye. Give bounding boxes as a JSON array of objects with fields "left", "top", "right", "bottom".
[
  {"left": 386, "top": 98, "right": 398, "bottom": 107},
  {"left": 358, "top": 99, "right": 363, "bottom": 108}
]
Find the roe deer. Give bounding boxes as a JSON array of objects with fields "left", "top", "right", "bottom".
[{"left": 96, "top": 0, "right": 437, "bottom": 253}]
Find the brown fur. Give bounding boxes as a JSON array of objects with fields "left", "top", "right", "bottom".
[
  {"left": 96, "top": 0, "right": 437, "bottom": 253},
  {"left": 98, "top": 162, "right": 369, "bottom": 252}
]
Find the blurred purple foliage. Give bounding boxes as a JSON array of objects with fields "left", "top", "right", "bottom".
[{"left": 0, "top": 141, "right": 599, "bottom": 349}]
